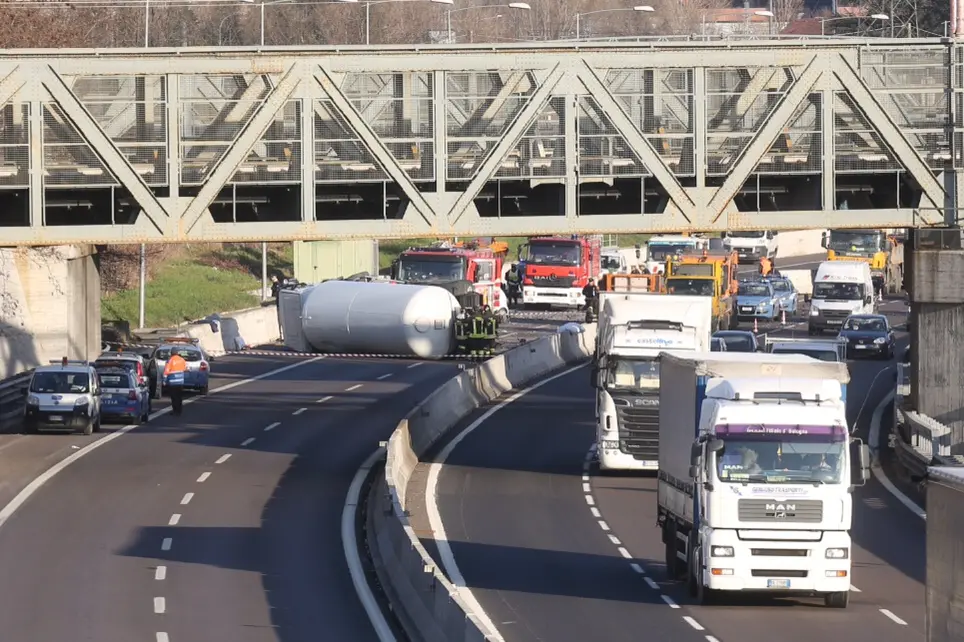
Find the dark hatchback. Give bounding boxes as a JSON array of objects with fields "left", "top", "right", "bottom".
[
  {"left": 837, "top": 314, "right": 895, "bottom": 360},
  {"left": 712, "top": 330, "right": 760, "bottom": 352}
]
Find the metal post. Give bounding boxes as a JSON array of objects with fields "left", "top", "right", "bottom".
[
  {"left": 575, "top": 13, "right": 580, "bottom": 40},
  {"left": 260, "top": 2, "right": 265, "bottom": 45},
  {"left": 261, "top": 242, "right": 268, "bottom": 302},
  {"left": 447, "top": 9, "right": 452, "bottom": 43},
  {"left": 144, "top": 0, "right": 150, "bottom": 47},
  {"left": 366, "top": 2, "right": 370, "bottom": 45},
  {"left": 138, "top": 243, "right": 147, "bottom": 329}
]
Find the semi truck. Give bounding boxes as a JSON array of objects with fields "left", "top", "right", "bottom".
[
  {"left": 591, "top": 292, "right": 713, "bottom": 471},
  {"left": 657, "top": 352, "right": 870, "bottom": 608}
]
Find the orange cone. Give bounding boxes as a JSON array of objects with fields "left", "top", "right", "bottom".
[
  {"left": 753, "top": 317, "right": 759, "bottom": 333},
  {"left": 781, "top": 309, "right": 787, "bottom": 325}
]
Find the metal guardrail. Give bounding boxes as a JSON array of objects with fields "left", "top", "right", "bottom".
[
  {"left": 0, "top": 371, "right": 32, "bottom": 432},
  {"left": 893, "top": 405, "right": 964, "bottom": 479}
]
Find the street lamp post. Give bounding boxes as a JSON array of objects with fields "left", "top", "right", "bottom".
[
  {"left": 360, "top": 0, "right": 452, "bottom": 45},
  {"left": 445, "top": 2, "right": 529, "bottom": 44},
  {"left": 574, "top": 5, "right": 654, "bottom": 41},
  {"left": 239, "top": 0, "right": 358, "bottom": 46},
  {"left": 820, "top": 13, "right": 889, "bottom": 36}
]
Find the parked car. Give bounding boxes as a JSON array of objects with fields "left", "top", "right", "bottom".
[
  {"left": 96, "top": 367, "right": 152, "bottom": 424},
  {"left": 736, "top": 279, "right": 781, "bottom": 323},
  {"left": 837, "top": 314, "right": 896, "bottom": 360}
]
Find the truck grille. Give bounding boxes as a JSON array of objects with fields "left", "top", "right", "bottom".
[
  {"left": 613, "top": 393, "right": 659, "bottom": 460},
  {"left": 530, "top": 275, "right": 576, "bottom": 288},
  {"left": 738, "top": 499, "right": 823, "bottom": 523}
]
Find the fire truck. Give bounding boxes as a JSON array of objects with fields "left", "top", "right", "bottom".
[
  {"left": 392, "top": 240, "right": 509, "bottom": 317},
  {"left": 520, "top": 235, "right": 602, "bottom": 309}
]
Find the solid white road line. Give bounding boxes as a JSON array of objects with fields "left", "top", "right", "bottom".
[
  {"left": 168, "top": 514, "right": 181, "bottom": 526},
  {"left": 343, "top": 448, "right": 397, "bottom": 642},
  {"left": 154, "top": 597, "right": 166, "bottom": 614},
  {"left": 154, "top": 566, "right": 167, "bottom": 581},
  {"left": 161, "top": 537, "right": 172, "bottom": 551},
  {"left": 345, "top": 384, "right": 363, "bottom": 391},
  {"left": 0, "top": 356, "right": 327, "bottom": 532},
  {"left": 196, "top": 472, "right": 211, "bottom": 482},
  {"left": 868, "top": 389, "right": 927, "bottom": 520},
  {"left": 215, "top": 454, "right": 231, "bottom": 464},
  {"left": 426, "top": 363, "right": 587, "bottom": 642}
]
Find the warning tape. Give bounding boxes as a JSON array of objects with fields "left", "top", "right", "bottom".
[{"left": 103, "top": 342, "right": 509, "bottom": 361}]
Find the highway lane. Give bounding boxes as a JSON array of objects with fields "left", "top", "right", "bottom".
[{"left": 0, "top": 354, "right": 457, "bottom": 642}]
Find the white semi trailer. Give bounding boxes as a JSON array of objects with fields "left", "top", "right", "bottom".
[
  {"left": 657, "top": 352, "right": 870, "bottom": 608},
  {"left": 278, "top": 280, "right": 461, "bottom": 359}
]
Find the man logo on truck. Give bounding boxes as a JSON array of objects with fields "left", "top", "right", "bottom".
[{"left": 765, "top": 503, "right": 796, "bottom": 518}]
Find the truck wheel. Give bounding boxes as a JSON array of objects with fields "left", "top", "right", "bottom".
[{"left": 824, "top": 591, "right": 849, "bottom": 608}]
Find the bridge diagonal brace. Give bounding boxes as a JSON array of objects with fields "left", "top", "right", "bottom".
[
  {"left": 40, "top": 66, "right": 170, "bottom": 234},
  {"left": 447, "top": 64, "right": 566, "bottom": 227},
  {"left": 182, "top": 63, "right": 304, "bottom": 235},
  {"left": 0, "top": 68, "right": 26, "bottom": 107},
  {"left": 707, "top": 55, "right": 824, "bottom": 223},
  {"left": 577, "top": 61, "right": 697, "bottom": 223},
  {"left": 831, "top": 55, "right": 946, "bottom": 213},
  {"left": 315, "top": 67, "right": 436, "bottom": 227}
]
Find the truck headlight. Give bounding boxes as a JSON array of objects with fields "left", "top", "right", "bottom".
[
  {"left": 825, "top": 548, "right": 849, "bottom": 559},
  {"left": 711, "top": 546, "right": 734, "bottom": 557},
  {"left": 810, "top": 307, "right": 820, "bottom": 316},
  {"left": 26, "top": 395, "right": 39, "bottom": 406},
  {"left": 874, "top": 337, "right": 886, "bottom": 344}
]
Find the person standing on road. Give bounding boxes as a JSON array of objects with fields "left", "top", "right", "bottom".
[
  {"left": 163, "top": 347, "right": 188, "bottom": 416},
  {"left": 759, "top": 256, "right": 773, "bottom": 277}
]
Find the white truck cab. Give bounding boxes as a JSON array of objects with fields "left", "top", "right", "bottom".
[
  {"left": 645, "top": 236, "right": 708, "bottom": 274},
  {"left": 601, "top": 247, "right": 629, "bottom": 275},
  {"left": 722, "top": 231, "right": 778, "bottom": 264},
  {"left": 809, "top": 261, "right": 875, "bottom": 335}
]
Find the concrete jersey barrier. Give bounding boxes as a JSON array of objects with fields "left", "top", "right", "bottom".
[
  {"left": 776, "top": 229, "right": 826, "bottom": 260},
  {"left": 371, "top": 326, "right": 596, "bottom": 642},
  {"left": 183, "top": 306, "right": 280, "bottom": 355}
]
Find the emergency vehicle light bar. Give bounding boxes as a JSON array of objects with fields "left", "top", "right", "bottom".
[
  {"left": 49, "top": 358, "right": 89, "bottom": 366},
  {"left": 159, "top": 337, "right": 198, "bottom": 345}
]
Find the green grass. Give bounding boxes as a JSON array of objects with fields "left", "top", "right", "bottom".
[{"left": 101, "top": 243, "right": 294, "bottom": 329}]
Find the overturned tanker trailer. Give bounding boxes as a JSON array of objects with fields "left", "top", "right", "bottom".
[{"left": 278, "top": 280, "right": 461, "bottom": 359}]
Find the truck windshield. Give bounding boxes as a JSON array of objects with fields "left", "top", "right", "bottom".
[
  {"left": 397, "top": 256, "right": 465, "bottom": 282},
  {"left": 667, "top": 278, "right": 715, "bottom": 297},
  {"left": 813, "top": 282, "right": 863, "bottom": 300},
  {"left": 607, "top": 357, "right": 659, "bottom": 390},
  {"left": 648, "top": 243, "right": 692, "bottom": 261},
  {"left": 30, "top": 372, "right": 89, "bottom": 394},
  {"left": 527, "top": 242, "right": 580, "bottom": 266},
  {"left": 739, "top": 283, "right": 771, "bottom": 297},
  {"left": 674, "top": 264, "right": 714, "bottom": 277},
  {"left": 828, "top": 232, "right": 881, "bottom": 254},
  {"left": 601, "top": 255, "right": 622, "bottom": 272},
  {"left": 714, "top": 424, "right": 847, "bottom": 484}
]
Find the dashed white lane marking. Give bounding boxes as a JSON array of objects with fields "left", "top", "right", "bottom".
[
  {"left": 880, "top": 609, "right": 908, "bottom": 625},
  {"left": 617, "top": 547, "right": 632, "bottom": 559},
  {"left": 598, "top": 520, "right": 610, "bottom": 531},
  {"left": 706, "top": 637, "right": 721, "bottom": 642},
  {"left": 155, "top": 566, "right": 167, "bottom": 581},
  {"left": 629, "top": 562, "right": 644, "bottom": 574},
  {"left": 180, "top": 493, "right": 194, "bottom": 506},
  {"left": 156, "top": 633, "right": 170, "bottom": 642},
  {"left": 345, "top": 384, "right": 363, "bottom": 391},
  {"left": 241, "top": 437, "right": 256, "bottom": 447},
  {"left": 661, "top": 595, "right": 680, "bottom": 609},
  {"left": 215, "top": 454, "right": 231, "bottom": 464},
  {"left": 161, "top": 537, "right": 172, "bottom": 551},
  {"left": 590, "top": 507, "right": 601, "bottom": 518},
  {"left": 196, "top": 472, "right": 211, "bottom": 483},
  {"left": 644, "top": 577, "right": 659, "bottom": 590},
  {"left": 683, "top": 616, "right": 704, "bottom": 631},
  {"left": 582, "top": 483, "right": 592, "bottom": 493},
  {"left": 292, "top": 407, "right": 306, "bottom": 415},
  {"left": 154, "top": 597, "right": 166, "bottom": 614},
  {"left": 407, "top": 362, "right": 422, "bottom": 369},
  {"left": 168, "top": 514, "right": 181, "bottom": 526},
  {"left": 316, "top": 395, "right": 333, "bottom": 403},
  {"left": 608, "top": 534, "right": 621, "bottom": 545},
  {"left": 585, "top": 495, "right": 595, "bottom": 506},
  {"left": 851, "top": 584, "right": 862, "bottom": 592},
  {"left": 377, "top": 373, "right": 393, "bottom": 380},
  {"left": 581, "top": 474, "right": 589, "bottom": 482},
  {"left": 265, "top": 422, "right": 281, "bottom": 431}
]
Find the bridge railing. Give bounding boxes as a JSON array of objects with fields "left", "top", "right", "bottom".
[
  {"left": 0, "top": 370, "right": 32, "bottom": 433},
  {"left": 893, "top": 360, "right": 964, "bottom": 477}
]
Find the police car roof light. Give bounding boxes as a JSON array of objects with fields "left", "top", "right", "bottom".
[
  {"left": 49, "top": 358, "right": 88, "bottom": 366},
  {"left": 160, "top": 337, "right": 198, "bottom": 345}
]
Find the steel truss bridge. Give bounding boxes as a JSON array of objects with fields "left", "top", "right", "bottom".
[{"left": 0, "top": 39, "right": 961, "bottom": 244}]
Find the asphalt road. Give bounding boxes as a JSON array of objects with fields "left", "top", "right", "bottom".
[
  {"left": 430, "top": 263, "right": 925, "bottom": 642},
  {"left": 0, "top": 352, "right": 458, "bottom": 642}
]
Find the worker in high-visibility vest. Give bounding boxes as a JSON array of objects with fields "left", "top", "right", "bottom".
[
  {"left": 759, "top": 256, "right": 773, "bottom": 277},
  {"left": 163, "top": 347, "right": 188, "bottom": 416}
]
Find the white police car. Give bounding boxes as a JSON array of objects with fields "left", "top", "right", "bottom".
[{"left": 23, "top": 358, "right": 102, "bottom": 435}]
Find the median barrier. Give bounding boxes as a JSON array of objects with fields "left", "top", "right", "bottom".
[
  {"left": 370, "top": 326, "right": 596, "bottom": 642},
  {"left": 183, "top": 305, "right": 281, "bottom": 356},
  {"left": 776, "top": 230, "right": 825, "bottom": 260}
]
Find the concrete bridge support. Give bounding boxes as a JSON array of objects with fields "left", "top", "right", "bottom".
[
  {"left": 906, "top": 230, "right": 964, "bottom": 450},
  {"left": 0, "top": 245, "right": 100, "bottom": 379}
]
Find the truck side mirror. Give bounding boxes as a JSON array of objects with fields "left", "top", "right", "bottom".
[
  {"left": 821, "top": 232, "right": 828, "bottom": 249},
  {"left": 690, "top": 443, "right": 702, "bottom": 466},
  {"left": 689, "top": 465, "right": 700, "bottom": 479},
  {"left": 706, "top": 439, "right": 725, "bottom": 454},
  {"left": 864, "top": 296, "right": 873, "bottom": 305},
  {"left": 850, "top": 438, "right": 871, "bottom": 486}
]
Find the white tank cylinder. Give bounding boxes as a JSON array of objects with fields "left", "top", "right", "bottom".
[{"left": 301, "top": 280, "right": 459, "bottom": 359}]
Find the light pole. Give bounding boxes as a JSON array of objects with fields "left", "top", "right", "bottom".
[
  {"left": 819, "top": 13, "right": 889, "bottom": 36},
  {"left": 239, "top": 0, "right": 358, "bottom": 46},
  {"left": 360, "top": 0, "right": 452, "bottom": 45},
  {"left": 574, "top": 5, "right": 653, "bottom": 41},
  {"left": 445, "top": 2, "right": 529, "bottom": 44},
  {"left": 753, "top": 9, "right": 773, "bottom": 35}
]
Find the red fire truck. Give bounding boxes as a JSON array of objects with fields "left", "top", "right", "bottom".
[
  {"left": 520, "top": 235, "right": 602, "bottom": 309},
  {"left": 393, "top": 241, "right": 508, "bottom": 316}
]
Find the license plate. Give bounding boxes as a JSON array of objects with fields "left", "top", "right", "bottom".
[
  {"left": 740, "top": 307, "right": 753, "bottom": 312},
  {"left": 640, "top": 460, "right": 658, "bottom": 468},
  {"left": 49, "top": 415, "right": 63, "bottom": 422},
  {"left": 602, "top": 440, "right": 619, "bottom": 449},
  {"left": 827, "top": 320, "right": 843, "bottom": 325},
  {"left": 855, "top": 344, "right": 870, "bottom": 349},
  {"left": 767, "top": 579, "right": 791, "bottom": 589}
]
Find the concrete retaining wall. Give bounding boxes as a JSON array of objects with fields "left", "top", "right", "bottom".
[
  {"left": 776, "top": 230, "right": 826, "bottom": 260},
  {"left": 371, "top": 326, "right": 596, "bottom": 642},
  {"left": 182, "top": 305, "right": 281, "bottom": 355}
]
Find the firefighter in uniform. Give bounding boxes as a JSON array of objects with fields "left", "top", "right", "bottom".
[
  {"left": 469, "top": 308, "right": 487, "bottom": 357},
  {"left": 454, "top": 310, "right": 470, "bottom": 354},
  {"left": 481, "top": 305, "right": 498, "bottom": 356},
  {"left": 504, "top": 264, "right": 522, "bottom": 308}
]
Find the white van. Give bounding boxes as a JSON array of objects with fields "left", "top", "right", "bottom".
[
  {"left": 808, "top": 261, "right": 875, "bottom": 335},
  {"left": 722, "top": 230, "right": 779, "bottom": 263}
]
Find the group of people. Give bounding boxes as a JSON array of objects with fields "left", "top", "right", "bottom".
[{"left": 454, "top": 306, "right": 499, "bottom": 357}]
